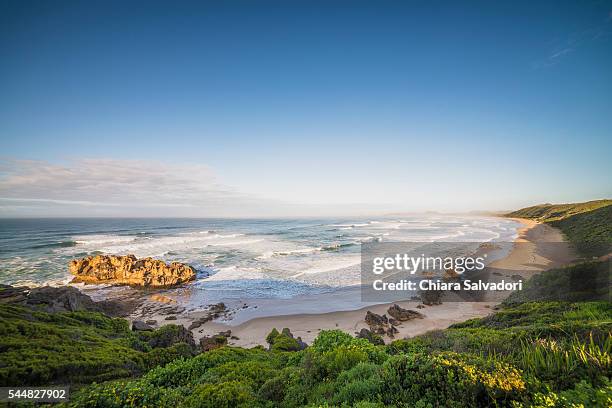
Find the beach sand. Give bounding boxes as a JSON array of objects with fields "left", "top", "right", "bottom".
[{"left": 147, "top": 218, "right": 576, "bottom": 348}]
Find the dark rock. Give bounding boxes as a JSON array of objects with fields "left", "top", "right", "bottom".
[
  {"left": 165, "top": 315, "right": 177, "bottom": 320},
  {"left": 387, "top": 304, "right": 425, "bottom": 321},
  {"left": 200, "top": 334, "right": 227, "bottom": 351},
  {"left": 188, "top": 315, "right": 213, "bottom": 330},
  {"left": 416, "top": 304, "right": 425, "bottom": 309},
  {"left": 0, "top": 284, "right": 140, "bottom": 317},
  {"left": 132, "top": 320, "right": 154, "bottom": 331},
  {"left": 356, "top": 328, "right": 385, "bottom": 345},
  {"left": 420, "top": 289, "right": 443, "bottom": 306},
  {"left": 218, "top": 330, "right": 232, "bottom": 338},
  {"left": 148, "top": 325, "right": 196, "bottom": 349},
  {"left": 386, "top": 325, "right": 399, "bottom": 338},
  {"left": 210, "top": 302, "right": 226, "bottom": 313},
  {"left": 365, "top": 311, "right": 387, "bottom": 329},
  {"left": 0, "top": 284, "right": 29, "bottom": 304},
  {"left": 296, "top": 336, "right": 308, "bottom": 350},
  {"left": 388, "top": 318, "right": 400, "bottom": 326},
  {"left": 96, "top": 298, "right": 142, "bottom": 317},
  {"left": 28, "top": 286, "right": 99, "bottom": 313}
]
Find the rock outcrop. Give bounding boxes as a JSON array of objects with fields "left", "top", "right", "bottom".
[
  {"left": 200, "top": 333, "right": 228, "bottom": 351},
  {"left": 365, "top": 310, "right": 388, "bottom": 329},
  {"left": 0, "top": 284, "right": 138, "bottom": 316},
  {"left": 420, "top": 288, "right": 443, "bottom": 306},
  {"left": 132, "top": 320, "right": 154, "bottom": 331},
  {"left": 356, "top": 328, "right": 385, "bottom": 345},
  {"left": 387, "top": 304, "right": 425, "bottom": 321},
  {"left": 69, "top": 254, "right": 196, "bottom": 287}
]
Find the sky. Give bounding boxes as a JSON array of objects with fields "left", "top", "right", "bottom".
[{"left": 1, "top": 0, "right": 611, "bottom": 217}]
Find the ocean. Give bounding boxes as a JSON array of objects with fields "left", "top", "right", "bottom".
[{"left": 0, "top": 216, "right": 521, "bottom": 310}]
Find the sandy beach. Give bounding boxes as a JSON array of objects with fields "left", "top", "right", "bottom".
[{"left": 163, "top": 218, "right": 576, "bottom": 348}]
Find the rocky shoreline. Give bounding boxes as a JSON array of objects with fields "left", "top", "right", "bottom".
[{"left": 69, "top": 254, "right": 196, "bottom": 287}]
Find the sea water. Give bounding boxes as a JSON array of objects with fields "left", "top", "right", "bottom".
[{"left": 0, "top": 216, "right": 521, "bottom": 306}]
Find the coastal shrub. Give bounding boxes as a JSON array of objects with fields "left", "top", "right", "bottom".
[
  {"left": 505, "top": 200, "right": 612, "bottom": 257},
  {"left": 311, "top": 329, "right": 354, "bottom": 353},
  {"left": 319, "top": 344, "right": 370, "bottom": 376},
  {"left": 184, "top": 380, "right": 254, "bottom": 408},
  {"left": 311, "top": 330, "right": 387, "bottom": 364},
  {"left": 271, "top": 334, "right": 302, "bottom": 352},
  {"left": 332, "top": 378, "right": 382, "bottom": 406},
  {"left": 266, "top": 327, "right": 302, "bottom": 352},
  {"left": 199, "top": 360, "right": 280, "bottom": 389},
  {"left": 550, "top": 204, "right": 612, "bottom": 257},
  {"left": 258, "top": 374, "right": 289, "bottom": 402},
  {"left": 266, "top": 328, "right": 280, "bottom": 345},
  {"left": 0, "top": 304, "right": 192, "bottom": 386},
  {"left": 503, "top": 262, "right": 611, "bottom": 305},
  {"left": 517, "top": 333, "right": 611, "bottom": 390},
  {"left": 517, "top": 379, "right": 612, "bottom": 408},
  {"left": 144, "top": 347, "right": 268, "bottom": 387},
  {"left": 65, "top": 379, "right": 187, "bottom": 408},
  {"left": 331, "top": 364, "right": 383, "bottom": 406},
  {"left": 379, "top": 352, "right": 526, "bottom": 407},
  {"left": 386, "top": 338, "right": 427, "bottom": 355}
]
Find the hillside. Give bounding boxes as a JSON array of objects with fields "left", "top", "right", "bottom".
[
  {"left": 0, "top": 302, "right": 198, "bottom": 386},
  {"left": 56, "top": 261, "right": 609, "bottom": 407},
  {"left": 506, "top": 200, "right": 612, "bottom": 257}
]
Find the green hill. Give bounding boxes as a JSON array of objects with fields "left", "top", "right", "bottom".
[
  {"left": 58, "top": 261, "right": 609, "bottom": 408},
  {"left": 0, "top": 304, "right": 197, "bottom": 386},
  {"left": 506, "top": 199, "right": 612, "bottom": 257}
]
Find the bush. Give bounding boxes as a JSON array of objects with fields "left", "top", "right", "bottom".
[
  {"left": 311, "top": 330, "right": 355, "bottom": 353},
  {"left": 266, "top": 328, "right": 280, "bottom": 345},
  {"left": 520, "top": 379, "right": 612, "bottom": 408},
  {"left": 271, "top": 334, "right": 301, "bottom": 352},
  {"left": 379, "top": 352, "right": 526, "bottom": 407},
  {"left": 0, "top": 305, "right": 192, "bottom": 386},
  {"left": 184, "top": 381, "right": 254, "bottom": 408},
  {"left": 518, "top": 333, "right": 611, "bottom": 390}
]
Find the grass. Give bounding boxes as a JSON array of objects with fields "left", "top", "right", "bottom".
[
  {"left": 502, "top": 260, "right": 610, "bottom": 306},
  {"left": 505, "top": 199, "right": 612, "bottom": 257}
]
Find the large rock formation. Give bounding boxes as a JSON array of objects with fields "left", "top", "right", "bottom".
[
  {"left": 69, "top": 254, "right": 196, "bottom": 287},
  {"left": 0, "top": 284, "right": 139, "bottom": 316}
]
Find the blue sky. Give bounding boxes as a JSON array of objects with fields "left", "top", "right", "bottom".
[{"left": 1, "top": 0, "right": 611, "bottom": 217}]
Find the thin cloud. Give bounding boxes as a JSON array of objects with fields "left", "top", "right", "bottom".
[
  {"left": 0, "top": 158, "right": 270, "bottom": 216},
  {"left": 534, "top": 12, "right": 612, "bottom": 69}
]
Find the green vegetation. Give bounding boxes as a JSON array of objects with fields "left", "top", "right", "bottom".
[
  {"left": 266, "top": 328, "right": 302, "bottom": 352},
  {"left": 56, "top": 261, "right": 610, "bottom": 407},
  {"left": 0, "top": 305, "right": 197, "bottom": 386},
  {"left": 502, "top": 260, "right": 610, "bottom": 305},
  {"left": 506, "top": 199, "right": 612, "bottom": 257}
]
